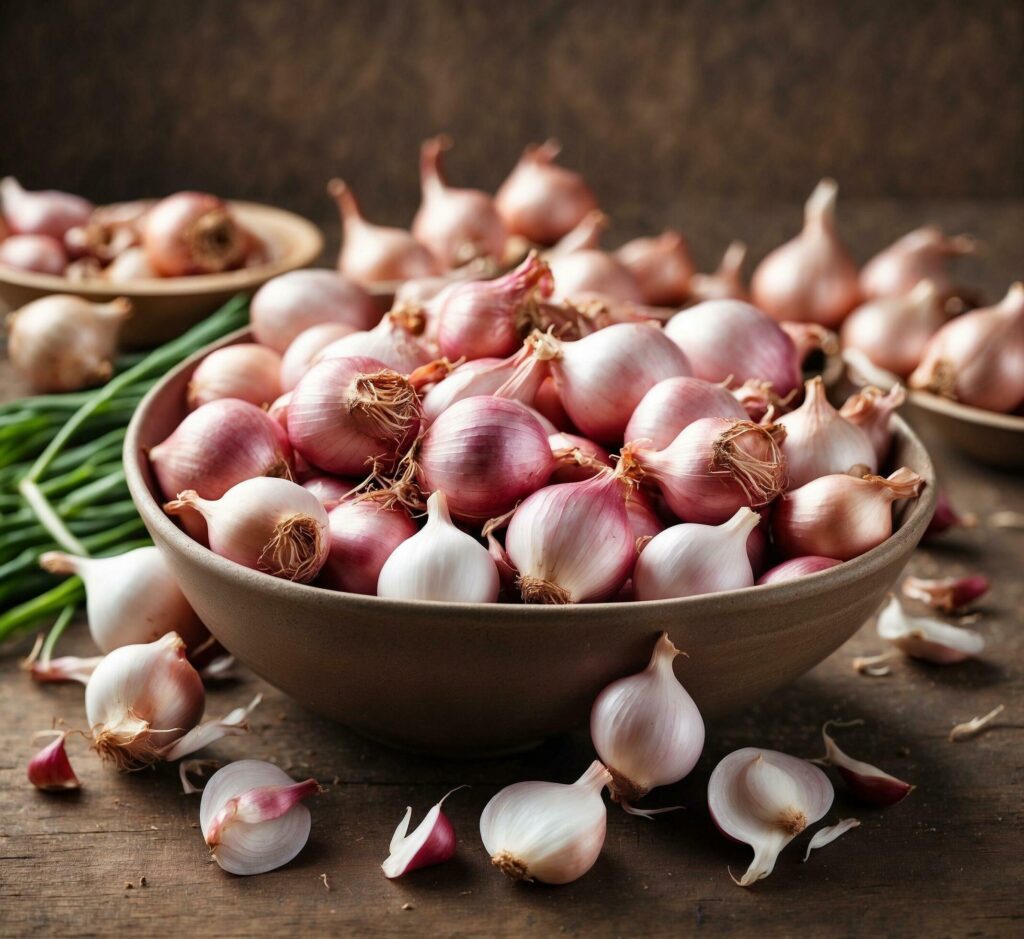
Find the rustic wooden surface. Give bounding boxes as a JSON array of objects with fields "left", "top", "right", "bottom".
[{"left": 1, "top": 200, "right": 1023, "bottom": 937}]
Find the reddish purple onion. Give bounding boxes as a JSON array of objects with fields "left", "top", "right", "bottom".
[
  {"left": 320, "top": 497, "right": 417, "bottom": 595},
  {"left": 625, "top": 376, "right": 747, "bottom": 449},
  {"left": 757, "top": 556, "right": 842, "bottom": 585}
]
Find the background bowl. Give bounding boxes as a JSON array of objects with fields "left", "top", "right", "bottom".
[
  {"left": 0, "top": 201, "right": 323, "bottom": 347},
  {"left": 125, "top": 329, "right": 937, "bottom": 756},
  {"left": 905, "top": 390, "right": 1024, "bottom": 471}
]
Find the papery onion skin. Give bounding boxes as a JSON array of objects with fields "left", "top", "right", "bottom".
[
  {"left": 150, "top": 398, "right": 293, "bottom": 502},
  {"left": 417, "top": 396, "right": 554, "bottom": 523},
  {"left": 287, "top": 355, "right": 421, "bottom": 477},
  {"left": 330, "top": 178, "right": 439, "bottom": 285},
  {"left": 772, "top": 468, "right": 923, "bottom": 561},
  {"left": 625, "top": 376, "right": 748, "bottom": 449},
  {"left": 757, "top": 556, "right": 842, "bottom": 585},
  {"left": 0, "top": 233, "right": 67, "bottom": 273},
  {"left": 860, "top": 226, "right": 974, "bottom": 300},
  {"left": 413, "top": 136, "right": 507, "bottom": 268},
  {"left": 0, "top": 176, "right": 93, "bottom": 238},
  {"left": 280, "top": 322, "right": 357, "bottom": 392},
  {"left": 623, "top": 418, "right": 787, "bottom": 526},
  {"left": 320, "top": 497, "right": 417, "bottom": 595},
  {"left": 751, "top": 179, "right": 861, "bottom": 328},
  {"left": 436, "top": 253, "right": 553, "bottom": 361},
  {"left": 549, "top": 432, "right": 612, "bottom": 484},
  {"left": 909, "top": 282, "right": 1024, "bottom": 413},
  {"left": 841, "top": 280, "right": 946, "bottom": 378},
  {"left": 839, "top": 384, "right": 906, "bottom": 464},
  {"left": 776, "top": 377, "right": 877, "bottom": 488},
  {"left": 506, "top": 471, "right": 636, "bottom": 604},
  {"left": 615, "top": 231, "right": 695, "bottom": 307},
  {"left": 250, "top": 269, "right": 378, "bottom": 353},
  {"left": 187, "top": 343, "right": 283, "bottom": 410},
  {"left": 142, "top": 191, "right": 247, "bottom": 276},
  {"left": 545, "top": 324, "right": 692, "bottom": 445},
  {"left": 663, "top": 300, "right": 802, "bottom": 398},
  {"left": 495, "top": 140, "right": 598, "bottom": 246}
]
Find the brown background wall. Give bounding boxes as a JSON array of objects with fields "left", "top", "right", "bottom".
[{"left": 1, "top": 0, "right": 1021, "bottom": 258}]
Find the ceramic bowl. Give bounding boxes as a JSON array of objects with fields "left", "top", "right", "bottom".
[
  {"left": 904, "top": 390, "right": 1024, "bottom": 471},
  {"left": 125, "top": 329, "right": 937, "bottom": 755},
  {"left": 0, "top": 202, "right": 322, "bottom": 347}
]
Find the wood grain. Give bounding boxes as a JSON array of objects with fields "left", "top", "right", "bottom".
[{"left": 1, "top": 201, "right": 1023, "bottom": 937}]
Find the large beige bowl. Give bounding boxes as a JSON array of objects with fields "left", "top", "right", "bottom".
[
  {"left": 0, "top": 202, "right": 322, "bottom": 347},
  {"left": 125, "top": 330, "right": 937, "bottom": 755}
]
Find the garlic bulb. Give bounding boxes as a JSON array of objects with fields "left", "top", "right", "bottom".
[
  {"left": 590, "top": 633, "right": 705, "bottom": 808},
  {"left": 479, "top": 761, "right": 612, "bottom": 884},
  {"left": 200, "top": 760, "right": 320, "bottom": 876},
  {"left": 708, "top": 747, "right": 833, "bottom": 887},
  {"left": 39, "top": 547, "right": 207, "bottom": 653},
  {"left": 875, "top": 595, "right": 984, "bottom": 664},
  {"left": 376, "top": 490, "right": 499, "bottom": 602},
  {"left": 633, "top": 508, "right": 760, "bottom": 601},
  {"left": 7, "top": 295, "right": 131, "bottom": 392},
  {"left": 85, "top": 632, "right": 205, "bottom": 769},
  {"left": 85, "top": 632, "right": 260, "bottom": 769}
]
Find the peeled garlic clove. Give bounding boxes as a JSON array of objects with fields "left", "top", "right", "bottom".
[
  {"left": 28, "top": 732, "right": 81, "bottom": 791},
  {"left": 876, "top": 595, "right": 984, "bottom": 664},
  {"left": 590, "top": 633, "right": 704, "bottom": 808},
  {"left": 200, "top": 760, "right": 321, "bottom": 876},
  {"left": 902, "top": 574, "right": 990, "bottom": 613},
  {"left": 708, "top": 747, "right": 833, "bottom": 887},
  {"left": 381, "top": 787, "right": 464, "bottom": 879},
  {"left": 480, "top": 761, "right": 611, "bottom": 885},
  {"left": 820, "top": 721, "right": 914, "bottom": 806},
  {"left": 802, "top": 818, "right": 860, "bottom": 862}
]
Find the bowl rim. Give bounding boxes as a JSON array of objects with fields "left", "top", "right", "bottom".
[
  {"left": 0, "top": 200, "right": 323, "bottom": 298},
  {"left": 124, "top": 327, "right": 938, "bottom": 619},
  {"left": 906, "top": 389, "right": 1024, "bottom": 433}
]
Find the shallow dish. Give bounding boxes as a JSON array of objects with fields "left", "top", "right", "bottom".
[
  {"left": 904, "top": 390, "right": 1024, "bottom": 471},
  {"left": 125, "top": 329, "right": 937, "bottom": 755},
  {"left": 0, "top": 202, "right": 322, "bottom": 347}
]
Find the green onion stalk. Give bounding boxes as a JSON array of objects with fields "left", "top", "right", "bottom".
[{"left": 0, "top": 295, "right": 249, "bottom": 646}]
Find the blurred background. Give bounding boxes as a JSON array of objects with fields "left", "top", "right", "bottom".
[{"left": 1, "top": 0, "right": 1021, "bottom": 274}]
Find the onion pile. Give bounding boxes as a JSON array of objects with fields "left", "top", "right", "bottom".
[
  {"left": 153, "top": 162, "right": 926, "bottom": 603},
  {"left": 0, "top": 182, "right": 266, "bottom": 281}
]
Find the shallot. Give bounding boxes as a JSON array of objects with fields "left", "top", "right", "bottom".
[
  {"left": 624, "top": 376, "right": 747, "bottom": 449},
  {"left": 321, "top": 495, "right": 417, "bottom": 595},
  {"left": 819, "top": 720, "right": 914, "bottom": 806},
  {"left": 773, "top": 468, "right": 923, "bottom": 560},
  {"left": 614, "top": 230, "right": 695, "bottom": 306},
  {"left": 142, "top": 191, "right": 247, "bottom": 276},
  {"left": 186, "top": 343, "right": 283, "bottom": 410},
  {"left": 329, "top": 178, "right": 438, "bottom": 285},
  {"left": 413, "top": 136, "right": 506, "bottom": 267},
  {"left": 28, "top": 732, "right": 81, "bottom": 791},
  {"left": 757, "top": 556, "right": 842, "bottom": 585},
  {"left": 689, "top": 241, "right": 749, "bottom": 302},
  {"left": 590, "top": 633, "right": 704, "bottom": 808},
  {"left": 376, "top": 490, "right": 499, "bottom": 602},
  {"left": 382, "top": 788, "right": 463, "bottom": 878},
  {"left": 839, "top": 384, "right": 906, "bottom": 464},
  {"left": 0, "top": 233, "right": 67, "bottom": 273},
  {"left": 875, "top": 595, "right": 984, "bottom": 664},
  {"left": 902, "top": 574, "right": 989, "bottom": 612},
  {"left": 751, "top": 179, "right": 861, "bottom": 327},
  {"left": 479, "top": 761, "right": 611, "bottom": 884},
  {"left": 318, "top": 309, "right": 432, "bottom": 375},
  {"left": 860, "top": 226, "right": 974, "bottom": 300},
  {"left": 495, "top": 140, "right": 598, "bottom": 246},
  {"left": 279, "top": 322, "right": 357, "bottom": 392},
  {"left": 7, "top": 295, "right": 131, "bottom": 392},
  {"left": 0, "top": 176, "right": 93, "bottom": 238}
]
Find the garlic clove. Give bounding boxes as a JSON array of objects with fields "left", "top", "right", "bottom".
[
  {"left": 480, "top": 761, "right": 612, "bottom": 885},
  {"left": 28, "top": 732, "right": 81, "bottom": 791},
  {"left": 381, "top": 787, "right": 465, "bottom": 879},
  {"left": 802, "top": 818, "right": 860, "bottom": 862},
  {"left": 590, "top": 633, "right": 705, "bottom": 808},
  {"left": 200, "top": 760, "right": 320, "bottom": 876},
  {"left": 708, "top": 747, "right": 833, "bottom": 887},
  {"left": 876, "top": 596, "right": 984, "bottom": 664},
  {"left": 901, "top": 574, "right": 990, "bottom": 613},
  {"left": 819, "top": 720, "right": 914, "bottom": 806}
]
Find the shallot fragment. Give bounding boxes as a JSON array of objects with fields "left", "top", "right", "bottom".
[
  {"left": 802, "top": 819, "right": 860, "bottom": 862},
  {"left": 818, "top": 720, "right": 914, "bottom": 806},
  {"left": 28, "top": 731, "right": 81, "bottom": 791},
  {"left": 708, "top": 747, "right": 833, "bottom": 887},
  {"left": 381, "top": 787, "right": 465, "bottom": 879},
  {"left": 949, "top": 705, "right": 1006, "bottom": 742},
  {"left": 875, "top": 596, "right": 984, "bottom": 664},
  {"left": 901, "top": 574, "right": 990, "bottom": 612}
]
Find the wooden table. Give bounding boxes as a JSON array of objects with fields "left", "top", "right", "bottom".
[{"left": 2, "top": 202, "right": 1023, "bottom": 938}]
